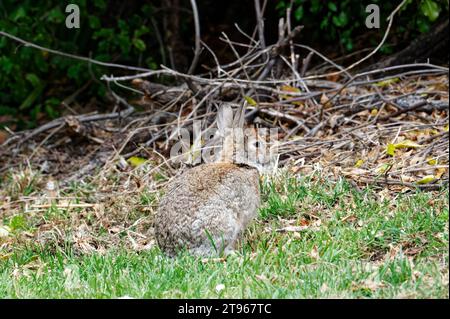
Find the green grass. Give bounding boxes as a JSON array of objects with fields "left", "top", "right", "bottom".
[{"left": 0, "top": 175, "right": 448, "bottom": 298}]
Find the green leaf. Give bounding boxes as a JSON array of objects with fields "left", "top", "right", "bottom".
[
  {"left": 344, "top": 38, "right": 353, "bottom": 51},
  {"left": 134, "top": 26, "right": 150, "bottom": 38},
  {"left": 328, "top": 3, "right": 337, "bottom": 12},
  {"left": 416, "top": 18, "right": 431, "bottom": 33},
  {"left": 275, "top": 2, "right": 286, "bottom": 12},
  {"left": 19, "top": 82, "right": 45, "bottom": 110},
  {"left": 45, "top": 98, "right": 61, "bottom": 119},
  {"left": 47, "top": 7, "right": 65, "bottom": 23},
  {"left": 118, "top": 19, "right": 129, "bottom": 33},
  {"left": 320, "top": 19, "right": 329, "bottom": 29},
  {"left": 294, "top": 6, "right": 304, "bottom": 21},
  {"left": 132, "top": 38, "right": 146, "bottom": 52},
  {"left": 89, "top": 16, "right": 101, "bottom": 29},
  {"left": 68, "top": 64, "right": 82, "bottom": 80},
  {"left": 12, "top": 7, "right": 26, "bottom": 21},
  {"left": 311, "top": 0, "right": 321, "bottom": 13},
  {"left": 0, "top": 37, "right": 7, "bottom": 48},
  {"left": 142, "top": 4, "right": 154, "bottom": 16},
  {"left": 332, "top": 12, "right": 348, "bottom": 27},
  {"left": 94, "top": 0, "right": 107, "bottom": 9},
  {"left": 25, "top": 73, "right": 40, "bottom": 87},
  {"left": 421, "top": 0, "right": 440, "bottom": 21},
  {"left": 399, "top": 0, "right": 414, "bottom": 12},
  {"left": 0, "top": 56, "right": 14, "bottom": 74}
]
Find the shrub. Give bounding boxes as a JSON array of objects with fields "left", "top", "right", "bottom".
[{"left": 0, "top": 0, "right": 158, "bottom": 129}]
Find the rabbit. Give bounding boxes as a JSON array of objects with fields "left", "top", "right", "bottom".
[{"left": 154, "top": 103, "right": 262, "bottom": 257}]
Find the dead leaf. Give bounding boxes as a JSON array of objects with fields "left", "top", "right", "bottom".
[
  {"left": 244, "top": 96, "right": 257, "bottom": 106},
  {"left": 0, "top": 131, "right": 8, "bottom": 144},
  {"left": 386, "top": 143, "right": 396, "bottom": 156},
  {"left": 427, "top": 157, "right": 437, "bottom": 165},
  {"left": 435, "top": 167, "right": 446, "bottom": 178},
  {"left": 394, "top": 140, "right": 422, "bottom": 149},
  {"left": 355, "top": 159, "right": 364, "bottom": 168},
  {"left": 416, "top": 175, "right": 437, "bottom": 184},
  {"left": 276, "top": 225, "right": 309, "bottom": 232},
  {"left": 375, "top": 77, "right": 399, "bottom": 87},
  {"left": 0, "top": 225, "right": 11, "bottom": 238},
  {"left": 310, "top": 246, "right": 319, "bottom": 260},
  {"left": 127, "top": 156, "right": 148, "bottom": 167}
]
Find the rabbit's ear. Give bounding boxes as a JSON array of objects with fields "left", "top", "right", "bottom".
[
  {"left": 233, "top": 103, "right": 245, "bottom": 129},
  {"left": 217, "top": 104, "right": 233, "bottom": 135},
  {"left": 216, "top": 104, "right": 235, "bottom": 163}
]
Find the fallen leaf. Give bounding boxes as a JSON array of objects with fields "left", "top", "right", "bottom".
[
  {"left": 127, "top": 156, "right": 147, "bottom": 167},
  {"left": 355, "top": 159, "right": 364, "bottom": 168},
  {"left": 280, "top": 85, "right": 301, "bottom": 93},
  {"left": 320, "top": 93, "right": 331, "bottom": 108},
  {"left": 0, "top": 131, "right": 8, "bottom": 144},
  {"left": 255, "top": 274, "right": 269, "bottom": 281},
  {"left": 326, "top": 73, "right": 340, "bottom": 82},
  {"left": 435, "top": 167, "right": 446, "bottom": 178},
  {"left": 342, "top": 168, "right": 369, "bottom": 176},
  {"left": 375, "top": 77, "right": 399, "bottom": 87},
  {"left": 376, "top": 163, "right": 391, "bottom": 174},
  {"left": 279, "top": 85, "right": 302, "bottom": 105},
  {"left": 341, "top": 214, "right": 357, "bottom": 223},
  {"left": 310, "top": 246, "right": 319, "bottom": 259},
  {"left": 0, "top": 225, "right": 11, "bottom": 238},
  {"left": 427, "top": 157, "right": 437, "bottom": 165},
  {"left": 386, "top": 143, "right": 396, "bottom": 156},
  {"left": 394, "top": 140, "right": 422, "bottom": 149},
  {"left": 276, "top": 225, "right": 309, "bottom": 232},
  {"left": 244, "top": 96, "right": 257, "bottom": 106},
  {"left": 416, "top": 175, "right": 436, "bottom": 184}
]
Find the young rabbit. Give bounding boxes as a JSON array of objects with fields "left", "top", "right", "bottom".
[{"left": 154, "top": 104, "right": 261, "bottom": 257}]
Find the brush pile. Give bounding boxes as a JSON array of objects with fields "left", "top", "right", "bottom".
[{"left": 1, "top": 28, "right": 448, "bottom": 192}]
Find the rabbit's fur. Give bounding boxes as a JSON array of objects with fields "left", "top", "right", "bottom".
[{"left": 154, "top": 104, "right": 261, "bottom": 257}]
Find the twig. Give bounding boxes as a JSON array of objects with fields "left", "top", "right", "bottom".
[
  {"left": 378, "top": 100, "right": 428, "bottom": 121},
  {"left": 187, "top": 0, "right": 202, "bottom": 75},
  {"left": 5, "top": 107, "right": 134, "bottom": 146},
  {"left": 0, "top": 31, "right": 150, "bottom": 72},
  {"left": 254, "top": 0, "right": 266, "bottom": 49},
  {"left": 300, "top": 51, "right": 314, "bottom": 77}
]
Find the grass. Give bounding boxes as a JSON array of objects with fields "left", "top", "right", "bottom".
[{"left": 0, "top": 172, "right": 448, "bottom": 298}]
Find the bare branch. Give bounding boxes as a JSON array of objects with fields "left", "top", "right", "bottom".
[
  {"left": 187, "top": 0, "right": 202, "bottom": 75},
  {"left": 254, "top": 0, "right": 266, "bottom": 49},
  {"left": 0, "top": 31, "right": 150, "bottom": 72}
]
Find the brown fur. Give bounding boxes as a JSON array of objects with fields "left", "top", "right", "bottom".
[{"left": 154, "top": 163, "right": 260, "bottom": 256}]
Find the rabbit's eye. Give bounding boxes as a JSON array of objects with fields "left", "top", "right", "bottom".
[{"left": 253, "top": 141, "right": 266, "bottom": 149}]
